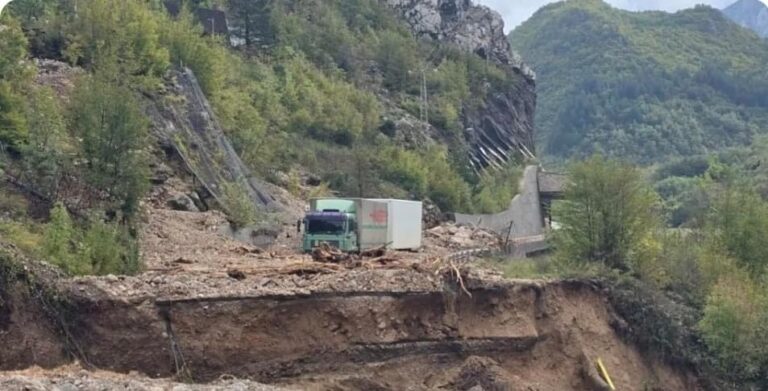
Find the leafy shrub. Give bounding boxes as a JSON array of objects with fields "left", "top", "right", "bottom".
[
  {"left": 278, "top": 51, "right": 381, "bottom": 144},
  {"left": 69, "top": 76, "right": 150, "bottom": 216},
  {"left": 42, "top": 203, "right": 141, "bottom": 276},
  {"left": 0, "top": 82, "right": 28, "bottom": 150},
  {"left": 607, "top": 277, "right": 712, "bottom": 371},
  {"left": 699, "top": 274, "right": 768, "bottom": 379},
  {"left": 377, "top": 146, "right": 429, "bottom": 196},
  {"left": 654, "top": 176, "right": 708, "bottom": 227},
  {"left": 20, "top": 86, "right": 68, "bottom": 198},
  {"left": 81, "top": 220, "right": 140, "bottom": 275},
  {"left": 221, "top": 181, "right": 259, "bottom": 228},
  {"left": 706, "top": 182, "right": 768, "bottom": 277},
  {"left": 61, "top": 0, "right": 170, "bottom": 81},
  {"left": 654, "top": 156, "right": 711, "bottom": 181},
  {"left": 42, "top": 203, "right": 91, "bottom": 275},
  {"left": 159, "top": 7, "right": 228, "bottom": 95},
  {"left": 0, "top": 188, "right": 29, "bottom": 220},
  {"left": 308, "top": 182, "right": 334, "bottom": 199},
  {"left": 553, "top": 156, "right": 661, "bottom": 270},
  {"left": 0, "top": 219, "right": 43, "bottom": 256},
  {"left": 472, "top": 164, "right": 522, "bottom": 213},
  {"left": 0, "top": 16, "right": 31, "bottom": 150},
  {"left": 375, "top": 30, "right": 419, "bottom": 92},
  {"left": 423, "top": 149, "right": 472, "bottom": 212},
  {"left": 374, "top": 146, "right": 473, "bottom": 211}
]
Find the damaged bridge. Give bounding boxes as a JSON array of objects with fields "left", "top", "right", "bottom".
[{"left": 453, "top": 166, "right": 565, "bottom": 257}]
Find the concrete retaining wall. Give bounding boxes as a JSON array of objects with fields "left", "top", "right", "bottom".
[{"left": 454, "top": 165, "right": 544, "bottom": 238}]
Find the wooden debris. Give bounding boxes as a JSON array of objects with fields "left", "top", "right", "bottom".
[
  {"left": 360, "top": 246, "right": 387, "bottom": 258},
  {"left": 227, "top": 269, "right": 247, "bottom": 281},
  {"left": 449, "top": 260, "right": 472, "bottom": 297},
  {"left": 312, "top": 243, "right": 351, "bottom": 264},
  {"left": 232, "top": 246, "right": 263, "bottom": 255}
]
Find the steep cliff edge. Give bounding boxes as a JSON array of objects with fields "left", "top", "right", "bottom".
[
  {"left": 0, "top": 253, "right": 704, "bottom": 390},
  {"left": 383, "top": 0, "right": 538, "bottom": 167}
]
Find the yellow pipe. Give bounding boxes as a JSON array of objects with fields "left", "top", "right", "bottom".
[{"left": 596, "top": 357, "right": 616, "bottom": 390}]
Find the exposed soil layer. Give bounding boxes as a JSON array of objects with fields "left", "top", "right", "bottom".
[
  {"left": 1, "top": 268, "right": 703, "bottom": 390},
  {"left": 0, "top": 205, "right": 703, "bottom": 390},
  {"left": 0, "top": 283, "right": 68, "bottom": 370}
]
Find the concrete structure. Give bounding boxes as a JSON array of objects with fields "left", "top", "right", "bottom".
[
  {"left": 455, "top": 166, "right": 544, "bottom": 238},
  {"left": 453, "top": 166, "right": 565, "bottom": 256}
]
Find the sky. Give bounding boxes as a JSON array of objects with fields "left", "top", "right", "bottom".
[
  {"left": 476, "top": 0, "right": 768, "bottom": 32},
  {"left": 2, "top": 0, "right": 768, "bottom": 28}
]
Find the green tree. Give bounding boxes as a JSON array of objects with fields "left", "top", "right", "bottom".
[
  {"left": 43, "top": 203, "right": 92, "bottom": 275},
  {"left": 472, "top": 164, "right": 522, "bottom": 213},
  {"left": 69, "top": 76, "right": 150, "bottom": 215},
  {"left": 706, "top": 178, "right": 768, "bottom": 277},
  {"left": 376, "top": 30, "right": 419, "bottom": 91},
  {"left": 0, "top": 16, "right": 31, "bottom": 149},
  {"left": 61, "top": 0, "right": 170, "bottom": 82},
  {"left": 0, "top": 83, "right": 27, "bottom": 149},
  {"left": 553, "top": 156, "right": 660, "bottom": 270},
  {"left": 227, "top": 0, "right": 273, "bottom": 47},
  {"left": 424, "top": 148, "right": 472, "bottom": 212},
  {"left": 79, "top": 220, "right": 140, "bottom": 275},
  {"left": 21, "top": 86, "right": 68, "bottom": 198},
  {"left": 222, "top": 181, "right": 259, "bottom": 228},
  {"left": 159, "top": 7, "right": 227, "bottom": 94},
  {"left": 699, "top": 273, "right": 768, "bottom": 379}
]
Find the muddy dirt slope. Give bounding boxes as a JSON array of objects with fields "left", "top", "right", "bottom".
[
  {"left": 0, "top": 201, "right": 704, "bottom": 390},
  {"left": 1, "top": 267, "right": 702, "bottom": 390}
]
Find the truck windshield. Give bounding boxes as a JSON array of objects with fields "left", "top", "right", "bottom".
[{"left": 306, "top": 219, "right": 346, "bottom": 235}]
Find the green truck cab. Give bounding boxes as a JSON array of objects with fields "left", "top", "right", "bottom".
[
  {"left": 302, "top": 211, "right": 359, "bottom": 252},
  {"left": 302, "top": 199, "right": 359, "bottom": 252}
]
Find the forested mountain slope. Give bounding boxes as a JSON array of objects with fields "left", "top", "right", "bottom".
[
  {"left": 1, "top": 0, "right": 534, "bottom": 221},
  {"left": 510, "top": 0, "right": 768, "bottom": 162}
]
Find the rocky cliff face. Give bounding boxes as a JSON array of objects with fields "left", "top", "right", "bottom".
[
  {"left": 723, "top": 0, "right": 768, "bottom": 38},
  {"left": 382, "top": 0, "right": 537, "bottom": 168}
]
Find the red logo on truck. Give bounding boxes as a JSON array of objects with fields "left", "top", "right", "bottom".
[{"left": 369, "top": 210, "right": 388, "bottom": 224}]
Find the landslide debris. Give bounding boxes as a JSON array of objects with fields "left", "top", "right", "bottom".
[
  {"left": 1, "top": 185, "right": 704, "bottom": 390},
  {"left": 0, "top": 365, "right": 288, "bottom": 391},
  {"left": 425, "top": 223, "right": 501, "bottom": 251}
]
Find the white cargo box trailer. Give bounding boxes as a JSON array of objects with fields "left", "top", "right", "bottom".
[{"left": 367, "top": 199, "right": 422, "bottom": 251}]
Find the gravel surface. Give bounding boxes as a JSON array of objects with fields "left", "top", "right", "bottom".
[
  {"left": 54, "top": 202, "right": 503, "bottom": 302},
  {"left": 0, "top": 366, "right": 289, "bottom": 391}
]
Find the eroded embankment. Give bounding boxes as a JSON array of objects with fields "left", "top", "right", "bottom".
[
  {"left": 0, "top": 267, "right": 703, "bottom": 390},
  {"left": 0, "top": 283, "right": 68, "bottom": 370}
]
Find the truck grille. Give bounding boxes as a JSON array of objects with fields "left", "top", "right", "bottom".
[{"left": 312, "top": 240, "right": 340, "bottom": 249}]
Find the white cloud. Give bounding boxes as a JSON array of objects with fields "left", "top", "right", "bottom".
[{"left": 476, "top": 0, "right": 768, "bottom": 32}]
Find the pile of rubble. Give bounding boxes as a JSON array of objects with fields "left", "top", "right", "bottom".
[
  {"left": 311, "top": 243, "right": 400, "bottom": 265},
  {"left": 424, "top": 223, "right": 501, "bottom": 252},
  {"left": 34, "top": 59, "right": 83, "bottom": 104},
  {"left": 0, "top": 365, "right": 287, "bottom": 391}
]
